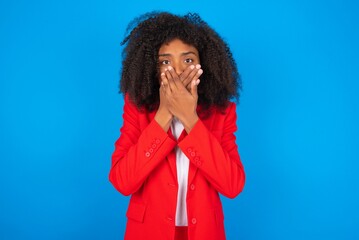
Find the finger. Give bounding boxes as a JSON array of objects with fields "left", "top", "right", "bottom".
[
  {"left": 168, "top": 66, "right": 189, "bottom": 91},
  {"left": 167, "top": 66, "right": 180, "bottom": 89},
  {"left": 164, "top": 68, "right": 176, "bottom": 91},
  {"left": 160, "top": 72, "right": 171, "bottom": 93},
  {"left": 184, "top": 65, "right": 203, "bottom": 89},
  {"left": 191, "top": 79, "right": 200, "bottom": 99},
  {"left": 181, "top": 65, "right": 197, "bottom": 86},
  {"left": 185, "top": 72, "right": 202, "bottom": 92},
  {"left": 180, "top": 65, "right": 195, "bottom": 82},
  {"left": 189, "top": 65, "right": 202, "bottom": 79}
]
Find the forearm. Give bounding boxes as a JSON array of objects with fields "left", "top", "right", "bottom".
[
  {"left": 178, "top": 111, "right": 199, "bottom": 134},
  {"left": 154, "top": 107, "right": 173, "bottom": 132},
  {"left": 178, "top": 108, "right": 245, "bottom": 198},
  {"left": 109, "top": 96, "right": 177, "bottom": 196}
]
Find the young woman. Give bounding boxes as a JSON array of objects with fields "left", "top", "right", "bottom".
[{"left": 109, "top": 12, "right": 245, "bottom": 240}]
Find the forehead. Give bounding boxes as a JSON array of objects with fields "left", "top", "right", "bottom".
[{"left": 158, "top": 38, "right": 198, "bottom": 54}]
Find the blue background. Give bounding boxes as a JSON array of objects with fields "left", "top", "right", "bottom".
[{"left": 1, "top": 0, "right": 358, "bottom": 239}]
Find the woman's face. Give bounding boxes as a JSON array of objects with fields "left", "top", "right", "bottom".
[{"left": 158, "top": 38, "right": 200, "bottom": 76}]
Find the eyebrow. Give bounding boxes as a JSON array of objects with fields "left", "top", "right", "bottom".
[{"left": 158, "top": 51, "right": 197, "bottom": 57}]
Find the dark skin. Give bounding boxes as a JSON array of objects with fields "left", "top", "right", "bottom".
[{"left": 154, "top": 38, "right": 203, "bottom": 133}]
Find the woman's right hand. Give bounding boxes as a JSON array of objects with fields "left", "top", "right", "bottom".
[{"left": 154, "top": 64, "right": 202, "bottom": 132}]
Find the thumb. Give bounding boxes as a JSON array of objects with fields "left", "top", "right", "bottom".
[{"left": 191, "top": 79, "right": 200, "bottom": 98}]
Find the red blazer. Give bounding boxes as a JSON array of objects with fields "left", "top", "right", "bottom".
[{"left": 109, "top": 96, "right": 245, "bottom": 240}]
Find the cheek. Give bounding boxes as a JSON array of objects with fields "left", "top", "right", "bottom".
[
  {"left": 158, "top": 65, "right": 167, "bottom": 72},
  {"left": 195, "top": 56, "right": 200, "bottom": 64}
]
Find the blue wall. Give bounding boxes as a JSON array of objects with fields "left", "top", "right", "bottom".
[{"left": 1, "top": 0, "right": 358, "bottom": 239}]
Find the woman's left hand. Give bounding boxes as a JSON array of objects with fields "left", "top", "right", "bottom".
[{"left": 161, "top": 66, "right": 201, "bottom": 133}]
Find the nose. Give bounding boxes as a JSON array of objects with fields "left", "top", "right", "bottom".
[{"left": 172, "top": 61, "right": 185, "bottom": 75}]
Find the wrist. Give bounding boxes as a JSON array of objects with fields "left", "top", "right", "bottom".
[
  {"left": 182, "top": 113, "right": 199, "bottom": 133},
  {"left": 155, "top": 107, "right": 173, "bottom": 132}
]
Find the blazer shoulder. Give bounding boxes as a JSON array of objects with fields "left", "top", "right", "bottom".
[
  {"left": 123, "top": 94, "right": 145, "bottom": 114},
  {"left": 123, "top": 94, "right": 157, "bottom": 122},
  {"left": 216, "top": 101, "right": 237, "bottom": 116},
  {"left": 226, "top": 101, "right": 236, "bottom": 112}
]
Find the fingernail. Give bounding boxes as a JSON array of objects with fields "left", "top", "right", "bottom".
[
  {"left": 196, "top": 79, "right": 200, "bottom": 85},
  {"left": 168, "top": 66, "right": 172, "bottom": 70},
  {"left": 161, "top": 72, "right": 165, "bottom": 76},
  {"left": 198, "top": 69, "right": 203, "bottom": 74},
  {"left": 165, "top": 68, "right": 168, "bottom": 71},
  {"left": 196, "top": 64, "right": 201, "bottom": 69},
  {"left": 190, "top": 65, "right": 195, "bottom": 69}
]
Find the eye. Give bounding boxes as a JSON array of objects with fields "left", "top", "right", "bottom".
[
  {"left": 159, "top": 60, "right": 170, "bottom": 65},
  {"left": 184, "top": 58, "right": 193, "bottom": 63}
]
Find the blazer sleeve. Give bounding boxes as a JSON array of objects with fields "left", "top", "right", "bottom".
[
  {"left": 178, "top": 102, "right": 245, "bottom": 198},
  {"left": 109, "top": 96, "right": 177, "bottom": 196}
]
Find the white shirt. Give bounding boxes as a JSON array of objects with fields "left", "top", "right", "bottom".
[{"left": 171, "top": 117, "right": 189, "bottom": 226}]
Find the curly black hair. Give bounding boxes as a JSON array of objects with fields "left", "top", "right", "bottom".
[{"left": 120, "top": 11, "right": 241, "bottom": 114}]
